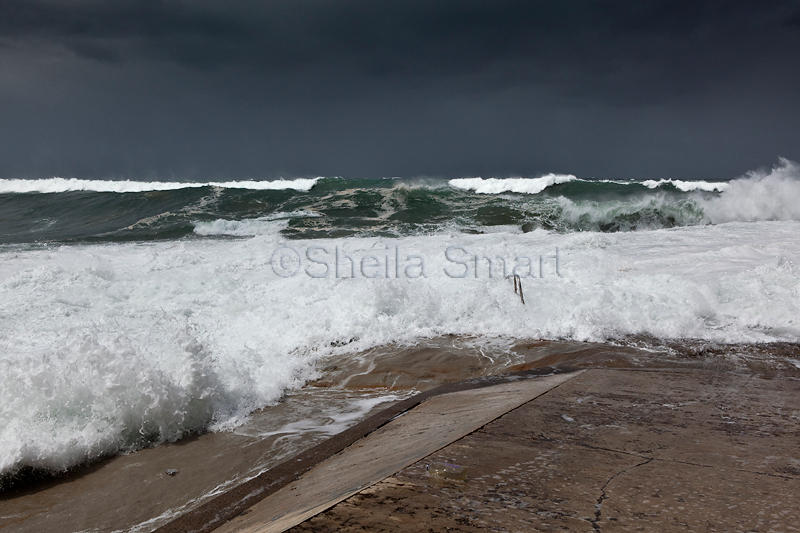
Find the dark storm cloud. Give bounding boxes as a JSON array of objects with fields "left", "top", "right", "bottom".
[{"left": 0, "top": 1, "right": 798, "bottom": 178}]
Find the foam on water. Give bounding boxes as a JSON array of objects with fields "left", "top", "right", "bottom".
[
  {"left": 0, "top": 177, "right": 320, "bottom": 194},
  {"left": 193, "top": 211, "right": 321, "bottom": 237},
  {"left": 700, "top": 157, "right": 800, "bottom": 223},
  {"left": 1, "top": 219, "right": 799, "bottom": 477},
  {"left": 449, "top": 173, "right": 577, "bottom": 194},
  {"left": 448, "top": 173, "right": 730, "bottom": 194},
  {"left": 641, "top": 178, "right": 729, "bottom": 192},
  {"left": 464, "top": 158, "right": 800, "bottom": 231},
  {"left": 553, "top": 159, "right": 800, "bottom": 229},
  {"left": 235, "top": 393, "right": 408, "bottom": 440}
]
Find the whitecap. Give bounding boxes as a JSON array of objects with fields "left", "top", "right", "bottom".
[
  {"left": 0, "top": 177, "right": 321, "bottom": 194},
  {"left": 448, "top": 173, "right": 577, "bottom": 194}
]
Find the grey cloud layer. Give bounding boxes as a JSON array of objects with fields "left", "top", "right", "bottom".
[{"left": 1, "top": 0, "right": 798, "bottom": 178}]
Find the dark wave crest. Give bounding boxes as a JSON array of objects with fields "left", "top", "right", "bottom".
[{"left": 1, "top": 159, "right": 798, "bottom": 244}]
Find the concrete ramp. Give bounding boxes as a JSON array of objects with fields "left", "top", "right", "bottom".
[{"left": 214, "top": 372, "right": 581, "bottom": 533}]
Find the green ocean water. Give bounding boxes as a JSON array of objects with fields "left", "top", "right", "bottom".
[{"left": 0, "top": 176, "right": 723, "bottom": 245}]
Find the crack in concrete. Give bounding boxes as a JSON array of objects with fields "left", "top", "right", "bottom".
[
  {"left": 590, "top": 456, "right": 653, "bottom": 532},
  {"left": 569, "top": 440, "right": 799, "bottom": 480},
  {"left": 729, "top": 468, "right": 798, "bottom": 480}
]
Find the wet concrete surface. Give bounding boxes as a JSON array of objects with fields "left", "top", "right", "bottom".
[
  {"left": 291, "top": 368, "right": 800, "bottom": 532},
  {"left": 214, "top": 373, "right": 580, "bottom": 533}
]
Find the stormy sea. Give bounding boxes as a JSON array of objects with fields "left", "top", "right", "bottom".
[{"left": 1, "top": 158, "right": 799, "bottom": 528}]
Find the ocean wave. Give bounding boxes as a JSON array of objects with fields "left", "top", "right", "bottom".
[
  {"left": 0, "top": 160, "right": 798, "bottom": 245},
  {"left": 448, "top": 173, "right": 577, "bottom": 194},
  {"left": 553, "top": 194, "right": 705, "bottom": 231},
  {"left": 546, "top": 159, "right": 800, "bottom": 230},
  {"left": 0, "top": 177, "right": 321, "bottom": 194},
  {"left": 641, "top": 178, "right": 729, "bottom": 192},
  {"left": 448, "top": 173, "right": 733, "bottom": 195},
  {"left": 1, "top": 221, "right": 799, "bottom": 476},
  {"left": 193, "top": 211, "right": 320, "bottom": 237},
  {"left": 700, "top": 157, "right": 800, "bottom": 223}
]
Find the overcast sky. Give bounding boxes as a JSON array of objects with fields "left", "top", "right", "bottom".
[{"left": 0, "top": 0, "right": 798, "bottom": 179}]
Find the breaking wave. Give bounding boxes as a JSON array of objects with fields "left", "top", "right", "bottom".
[
  {"left": 1, "top": 220, "right": 799, "bottom": 478},
  {"left": 0, "top": 158, "right": 798, "bottom": 242},
  {"left": 0, "top": 177, "right": 321, "bottom": 194},
  {"left": 641, "top": 178, "right": 729, "bottom": 192},
  {"left": 449, "top": 173, "right": 577, "bottom": 194},
  {"left": 701, "top": 158, "right": 800, "bottom": 223}
]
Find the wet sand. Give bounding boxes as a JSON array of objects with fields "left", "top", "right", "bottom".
[{"left": 1, "top": 338, "right": 798, "bottom": 532}]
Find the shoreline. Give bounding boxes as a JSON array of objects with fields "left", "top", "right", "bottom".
[
  {"left": 154, "top": 367, "right": 580, "bottom": 533},
  {"left": 1, "top": 339, "right": 798, "bottom": 532}
]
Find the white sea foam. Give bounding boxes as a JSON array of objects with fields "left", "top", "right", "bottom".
[
  {"left": 449, "top": 174, "right": 731, "bottom": 194},
  {"left": 448, "top": 159, "right": 800, "bottom": 228},
  {"left": 641, "top": 179, "right": 729, "bottom": 192},
  {"left": 449, "top": 173, "right": 577, "bottom": 194},
  {"left": 700, "top": 157, "right": 800, "bottom": 223},
  {"left": 554, "top": 157, "right": 800, "bottom": 227},
  {"left": 1, "top": 219, "right": 799, "bottom": 476},
  {"left": 193, "top": 211, "right": 321, "bottom": 237},
  {"left": 0, "top": 177, "right": 320, "bottom": 194},
  {"left": 235, "top": 393, "right": 407, "bottom": 440}
]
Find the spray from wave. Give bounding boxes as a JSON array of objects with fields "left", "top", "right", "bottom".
[
  {"left": 701, "top": 157, "right": 800, "bottom": 223},
  {"left": 555, "top": 158, "right": 800, "bottom": 229}
]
